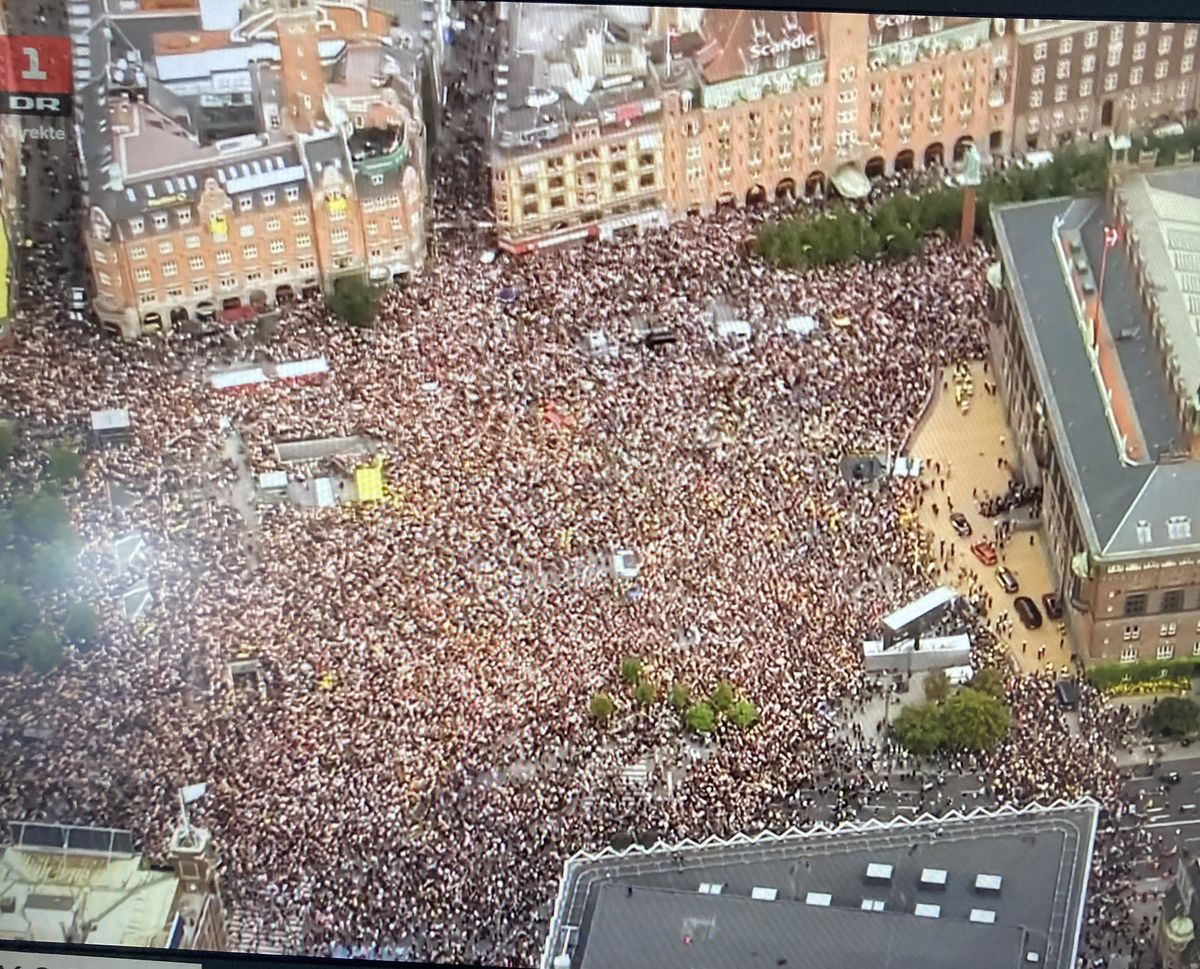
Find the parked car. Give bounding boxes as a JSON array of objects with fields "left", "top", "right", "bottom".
[
  {"left": 1055, "top": 679, "right": 1080, "bottom": 709},
  {"left": 1162, "top": 771, "right": 1182, "bottom": 787},
  {"left": 996, "top": 567, "right": 1019, "bottom": 594},
  {"left": 1041, "top": 593, "right": 1064, "bottom": 620},
  {"left": 950, "top": 512, "right": 972, "bottom": 537},
  {"left": 971, "top": 540, "right": 998, "bottom": 566},
  {"left": 1014, "top": 595, "right": 1043, "bottom": 629}
]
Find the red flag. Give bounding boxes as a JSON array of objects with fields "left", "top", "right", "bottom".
[{"left": 1103, "top": 224, "right": 1122, "bottom": 249}]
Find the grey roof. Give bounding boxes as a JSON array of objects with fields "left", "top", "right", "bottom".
[
  {"left": 992, "top": 198, "right": 1200, "bottom": 559},
  {"left": 544, "top": 802, "right": 1099, "bottom": 969},
  {"left": 580, "top": 886, "right": 1028, "bottom": 969}
]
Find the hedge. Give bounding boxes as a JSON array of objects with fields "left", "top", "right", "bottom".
[{"left": 1087, "top": 657, "right": 1200, "bottom": 691}]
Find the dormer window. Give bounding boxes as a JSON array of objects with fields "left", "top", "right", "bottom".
[
  {"left": 1136, "top": 520, "right": 1153, "bottom": 545},
  {"left": 1168, "top": 516, "right": 1193, "bottom": 540}
]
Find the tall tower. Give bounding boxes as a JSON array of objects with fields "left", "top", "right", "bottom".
[
  {"left": 169, "top": 823, "right": 228, "bottom": 950},
  {"left": 271, "top": 0, "right": 327, "bottom": 132},
  {"left": 1159, "top": 914, "right": 1195, "bottom": 969}
]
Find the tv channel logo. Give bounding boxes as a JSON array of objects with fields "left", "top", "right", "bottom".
[{"left": 0, "top": 35, "right": 73, "bottom": 117}]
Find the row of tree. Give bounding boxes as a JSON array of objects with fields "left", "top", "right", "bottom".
[
  {"left": 588, "top": 657, "right": 759, "bottom": 735},
  {"left": 755, "top": 147, "right": 1107, "bottom": 270},
  {"left": 892, "top": 668, "right": 1011, "bottom": 756},
  {"left": 0, "top": 433, "right": 96, "bottom": 674}
]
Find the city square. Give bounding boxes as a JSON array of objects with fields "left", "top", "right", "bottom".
[{"left": 2, "top": 4, "right": 1200, "bottom": 969}]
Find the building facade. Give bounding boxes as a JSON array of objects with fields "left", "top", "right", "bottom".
[
  {"left": 989, "top": 157, "right": 1200, "bottom": 665},
  {"left": 74, "top": 0, "right": 432, "bottom": 337},
  {"left": 1012, "top": 19, "right": 1200, "bottom": 153}
]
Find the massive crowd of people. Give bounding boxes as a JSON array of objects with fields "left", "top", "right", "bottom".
[{"left": 0, "top": 72, "right": 1153, "bottom": 969}]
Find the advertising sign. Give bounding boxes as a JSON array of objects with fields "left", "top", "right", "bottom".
[{"left": 0, "top": 35, "right": 72, "bottom": 116}]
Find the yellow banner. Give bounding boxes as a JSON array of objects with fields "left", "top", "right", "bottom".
[
  {"left": 209, "top": 213, "right": 228, "bottom": 236},
  {"left": 328, "top": 195, "right": 348, "bottom": 216}
]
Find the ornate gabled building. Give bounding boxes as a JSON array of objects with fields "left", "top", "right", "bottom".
[{"left": 73, "top": 0, "right": 431, "bottom": 338}]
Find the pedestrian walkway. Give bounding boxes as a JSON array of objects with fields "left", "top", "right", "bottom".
[{"left": 908, "top": 361, "right": 1071, "bottom": 675}]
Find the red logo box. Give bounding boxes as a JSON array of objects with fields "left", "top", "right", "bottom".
[{"left": 0, "top": 35, "right": 72, "bottom": 94}]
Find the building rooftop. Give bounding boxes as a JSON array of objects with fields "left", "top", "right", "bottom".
[
  {"left": 542, "top": 801, "right": 1099, "bottom": 969},
  {"left": 993, "top": 197, "right": 1200, "bottom": 559},
  {"left": 697, "top": 9, "right": 823, "bottom": 85}
]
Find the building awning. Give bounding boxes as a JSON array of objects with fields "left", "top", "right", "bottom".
[
  {"left": 831, "top": 166, "right": 871, "bottom": 200},
  {"left": 91, "top": 408, "right": 131, "bottom": 432},
  {"left": 354, "top": 462, "right": 384, "bottom": 502}
]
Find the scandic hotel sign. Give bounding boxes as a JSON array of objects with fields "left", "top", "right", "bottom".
[{"left": 0, "top": 34, "right": 72, "bottom": 116}]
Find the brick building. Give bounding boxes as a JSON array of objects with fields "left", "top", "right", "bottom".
[
  {"left": 1012, "top": 19, "right": 1200, "bottom": 154},
  {"left": 73, "top": 0, "right": 431, "bottom": 337},
  {"left": 988, "top": 154, "right": 1200, "bottom": 664}
]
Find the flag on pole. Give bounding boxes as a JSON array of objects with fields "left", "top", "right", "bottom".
[
  {"left": 1103, "top": 224, "right": 1122, "bottom": 249},
  {"left": 180, "top": 782, "right": 208, "bottom": 805}
]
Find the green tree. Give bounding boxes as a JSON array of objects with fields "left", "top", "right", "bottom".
[
  {"left": 711, "top": 679, "right": 735, "bottom": 713},
  {"left": 589, "top": 692, "right": 616, "bottom": 723},
  {"left": 972, "top": 666, "right": 1007, "bottom": 699},
  {"left": 923, "top": 670, "right": 951, "bottom": 703},
  {"left": 0, "top": 583, "right": 36, "bottom": 649},
  {"left": 633, "top": 679, "right": 658, "bottom": 706},
  {"left": 0, "top": 423, "right": 14, "bottom": 469},
  {"left": 1145, "top": 696, "right": 1200, "bottom": 738},
  {"left": 893, "top": 703, "right": 947, "bottom": 756},
  {"left": 326, "top": 276, "right": 384, "bottom": 328},
  {"left": 941, "top": 688, "right": 1011, "bottom": 752},
  {"left": 64, "top": 601, "right": 98, "bottom": 649},
  {"left": 20, "top": 627, "right": 63, "bottom": 674},
  {"left": 684, "top": 702, "right": 716, "bottom": 734},
  {"left": 46, "top": 445, "right": 82, "bottom": 486},
  {"left": 729, "top": 699, "right": 759, "bottom": 729},
  {"left": 619, "top": 656, "right": 644, "bottom": 685},
  {"left": 668, "top": 681, "right": 690, "bottom": 711}
]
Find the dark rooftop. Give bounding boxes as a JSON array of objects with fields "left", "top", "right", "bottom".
[
  {"left": 542, "top": 802, "right": 1099, "bottom": 969},
  {"left": 993, "top": 198, "right": 1200, "bottom": 558}
]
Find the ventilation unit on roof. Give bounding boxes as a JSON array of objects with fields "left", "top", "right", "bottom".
[
  {"left": 975, "top": 873, "right": 1002, "bottom": 892},
  {"left": 861, "top": 898, "right": 886, "bottom": 912},
  {"left": 750, "top": 886, "right": 778, "bottom": 901},
  {"left": 920, "top": 868, "right": 948, "bottom": 889},
  {"left": 914, "top": 903, "right": 941, "bottom": 918},
  {"left": 865, "top": 863, "right": 894, "bottom": 882},
  {"left": 970, "top": 909, "right": 997, "bottom": 924},
  {"left": 697, "top": 883, "right": 723, "bottom": 895},
  {"left": 805, "top": 892, "right": 832, "bottom": 907}
]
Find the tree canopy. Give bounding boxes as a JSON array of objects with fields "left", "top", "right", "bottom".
[
  {"left": 1145, "top": 696, "right": 1200, "bottom": 738},
  {"left": 684, "top": 702, "right": 716, "bottom": 734},
  {"left": 326, "top": 276, "right": 384, "bottom": 328},
  {"left": 940, "top": 688, "right": 1011, "bottom": 752},
  {"left": 893, "top": 703, "right": 947, "bottom": 756},
  {"left": 589, "top": 692, "right": 616, "bottom": 723}
]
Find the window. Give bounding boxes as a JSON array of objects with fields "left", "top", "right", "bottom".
[
  {"left": 1156, "top": 60, "right": 1170, "bottom": 80},
  {"left": 219, "top": 276, "right": 237, "bottom": 291},
  {"left": 1187, "top": 27, "right": 1199, "bottom": 49},
  {"left": 1158, "top": 643, "right": 1175, "bottom": 660},
  {"left": 162, "top": 260, "right": 178, "bottom": 278},
  {"left": 134, "top": 267, "right": 152, "bottom": 283},
  {"left": 1184, "top": 54, "right": 1195, "bottom": 74},
  {"left": 1193, "top": 641, "right": 1200, "bottom": 657},
  {"left": 285, "top": 186, "right": 300, "bottom": 202},
  {"left": 239, "top": 196, "right": 253, "bottom": 212},
  {"left": 1085, "top": 30, "right": 1099, "bottom": 49},
  {"left": 331, "top": 228, "right": 349, "bottom": 245},
  {"left": 1107, "top": 45, "right": 1123, "bottom": 68},
  {"left": 1056, "top": 60, "right": 1071, "bottom": 80},
  {"left": 1163, "top": 590, "right": 1185, "bottom": 613},
  {"left": 1029, "top": 90, "right": 1043, "bottom": 109},
  {"left": 298, "top": 258, "right": 315, "bottom": 272},
  {"left": 1032, "top": 65, "right": 1045, "bottom": 85},
  {"left": 130, "top": 245, "right": 147, "bottom": 260},
  {"left": 266, "top": 218, "right": 281, "bottom": 232},
  {"left": 1110, "top": 24, "right": 1125, "bottom": 44},
  {"left": 1121, "top": 644, "right": 1138, "bottom": 663},
  {"left": 262, "top": 190, "right": 275, "bottom": 206},
  {"left": 1133, "top": 41, "right": 1146, "bottom": 61},
  {"left": 1034, "top": 42, "right": 1047, "bottom": 61},
  {"left": 246, "top": 271, "right": 262, "bottom": 283},
  {"left": 188, "top": 256, "right": 204, "bottom": 271},
  {"left": 216, "top": 250, "right": 232, "bottom": 265},
  {"left": 1159, "top": 34, "right": 1173, "bottom": 55},
  {"left": 1082, "top": 53, "right": 1096, "bottom": 74},
  {"left": 1123, "top": 625, "right": 1141, "bottom": 641},
  {"left": 1058, "top": 36, "right": 1073, "bottom": 55},
  {"left": 240, "top": 224, "right": 255, "bottom": 238},
  {"left": 177, "top": 209, "right": 191, "bottom": 226},
  {"left": 158, "top": 241, "right": 173, "bottom": 255},
  {"left": 1131, "top": 66, "right": 1143, "bottom": 86},
  {"left": 370, "top": 174, "right": 384, "bottom": 187},
  {"left": 1054, "top": 84, "right": 1067, "bottom": 104},
  {"left": 269, "top": 239, "right": 285, "bottom": 254},
  {"left": 1162, "top": 621, "right": 1179, "bottom": 637},
  {"left": 1105, "top": 72, "right": 1119, "bottom": 92},
  {"left": 272, "top": 265, "right": 288, "bottom": 278},
  {"left": 93, "top": 250, "right": 108, "bottom": 264},
  {"left": 138, "top": 291, "right": 156, "bottom": 306},
  {"left": 186, "top": 235, "right": 200, "bottom": 249},
  {"left": 1136, "top": 21, "right": 1149, "bottom": 37},
  {"left": 153, "top": 213, "right": 169, "bottom": 230},
  {"left": 1080, "top": 78, "right": 1093, "bottom": 97},
  {"left": 1124, "top": 592, "right": 1148, "bottom": 616},
  {"left": 242, "top": 245, "right": 258, "bottom": 261},
  {"left": 129, "top": 217, "right": 145, "bottom": 235},
  {"left": 97, "top": 271, "right": 111, "bottom": 285},
  {"left": 293, "top": 212, "right": 309, "bottom": 227}
]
